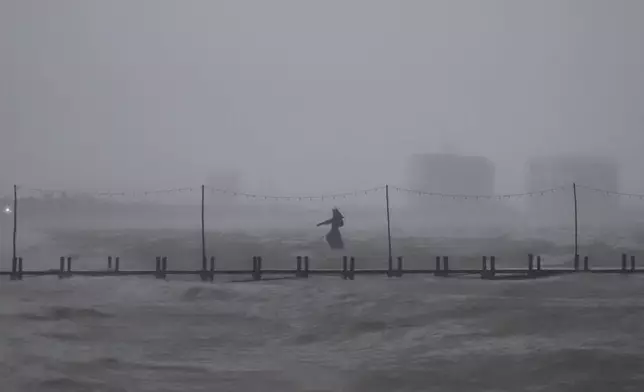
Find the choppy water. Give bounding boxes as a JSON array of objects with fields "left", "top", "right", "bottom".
[
  {"left": 2, "top": 273, "right": 644, "bottom": 391},
  {"left": 3, "top": 225, "right": 644, "bottom": 391}
]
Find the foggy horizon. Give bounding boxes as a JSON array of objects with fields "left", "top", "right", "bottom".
[
  {"left": 2, "top": 0, "right": 643, "bottom": 196},
  {"left": 4, "top": 4, "right": 644, "bottom": 390}
]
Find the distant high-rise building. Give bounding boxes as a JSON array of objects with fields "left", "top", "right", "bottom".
[
  {"left": 406, "top": 153, "right": 495, "bottom": 196},
  {"left": 404, "top": 153, "right": 499, "bottom": 226},
  {"left": 206, "top": 170, "right": 241, "bottom": 206}
]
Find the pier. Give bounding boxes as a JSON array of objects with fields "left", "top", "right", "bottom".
[{"left": 2, "top": 253, "right": 641, "bottom": 282}]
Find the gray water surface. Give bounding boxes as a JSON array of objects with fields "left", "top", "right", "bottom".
[{"left": 2, "top": 274, "right": 644, "bottom": 392}]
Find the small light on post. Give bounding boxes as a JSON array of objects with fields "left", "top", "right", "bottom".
[{"left": 3, "top": 206, "right": 11, "bottom": 214}]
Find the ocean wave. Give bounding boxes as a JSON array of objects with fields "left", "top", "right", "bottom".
[
  {"left": 180, "top": 286, "right": 237, "bottom": 301},
  {"left": 20, "top": 306, "right": 112, "bottom": 322},
  {"left": 35, "top": 376, "right": 123, "bottom": 392}
]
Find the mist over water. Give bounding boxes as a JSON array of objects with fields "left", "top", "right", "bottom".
[{"left": 2, "top": 0, "right": 644, "bottom": 390}]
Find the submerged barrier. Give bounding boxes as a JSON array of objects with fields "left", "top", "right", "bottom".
[{"left": 1, "top": 253, "right": 642, "bottom": 282}]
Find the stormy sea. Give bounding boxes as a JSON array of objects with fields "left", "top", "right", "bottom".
[{"left": 2, "top": 204, "right": 644, "bottom": 391}]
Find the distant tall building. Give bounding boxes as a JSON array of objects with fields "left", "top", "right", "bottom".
[
  {"left": 206, "top": 170, "right": 241, "bottom": 207},
  {"left": 525, "top": 155, "right": 620, "bottom": 225},
  {"left": 404, "top": 153, "right": 499, "bottom": 225},
  {"left": 407, "top": 153, "right": 495, "bottom": 195}
]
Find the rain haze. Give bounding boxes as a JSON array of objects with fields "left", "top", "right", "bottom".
[
  {"left": 2, "top": 1, "right": 644, "bottom": 391},
  {"left": 2, "top": 0, "right": 644, "bottom": 193}
]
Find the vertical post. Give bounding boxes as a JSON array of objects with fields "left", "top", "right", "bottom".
[
  {"left": 434, "top": 256, "right": 441, "bottom": 276},
  {"left": 304, "top": 256, "right": 310, "bottom": 278},
  {"left": 18, "top": 257, "right": 23, "bottom": 280},
  {"left": 252, "top": 256, "right": 257, "bottom": 280},
  {"left": 385, "top": 185, "right": 392, "bottom": 275},
  {"left": 201, "top": 185, "right": 207, "bottom": 274},
  {"left": 573, "top": 182, "right": 579, "bottom": 263},
  {"left": 108, "top": 256, "right": 112, "bottom": 270},
  {"left": 537, "top": 255, "right": 542, "bottom": 270},
  {"left": 156, "top": 256, "right": 161, "bottom": 278},
  {"left": 622, "top": 253, "right": 627, "bottom": 272},
  {"left": 258, "top": 256, "right": 263, "bottom": 280},
  {"left": 12, "top": 185, "right": 17, "bottom": 274},
  {"left": 528, "top": 254, "right": 534, "bottom": 272},
  {"left": 10, "top": 257, "right": 17, "bottom": 280},
  {"left": 161, "top": 257, "right": 167, "bottom": 278},
  {"left": 252, "top": 256, "right": 262, "bottom": 281},
  {"left": 396, "top": 256, "right": 403, "bottom": 278},
  {"left": 209, "top": 256, "right": 215, "bottom": 282},
  {"left": 583, "top": 256, "right": 589, "bottom": 272},
  {"left": 490, "top": 256, "right": 496, "bottom": 275},
  {"left": 296, "top": 256, "right": 302, "bottom": 278},
  {"left": 342, "top": 256, "right": 348, "bottom": 280},
  {"left": 115, "top": 257, "right": 120, "bottom": 273},
  {"left": 631, "top": 255, "right": 635, "bottom": 273},
  {"left": 67, "top": 256, "right": 72, "bottom": 273},
  {"left": 443, "top": 256, "right": 449, "bottom": 275},
  {"left": 481, "top": 256, "right": 488, "bottom": 279},
  {"left": 59, "top": 256, "right": 65, "bottom": 278},
  {"left": 574, "top": 254, "right": 580, "bottom": 271},
  {"left": 349, "top": 257, "right": 355, "bottom": 280}
]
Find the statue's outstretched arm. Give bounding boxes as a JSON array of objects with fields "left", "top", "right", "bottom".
[{"left": 317, "top": 218, "right": 333, "bottom": 227}]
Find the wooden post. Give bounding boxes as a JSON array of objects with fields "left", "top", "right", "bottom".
[
  {"left": 385, "top": 185, "right": 392, "bottom": 275},
  {"left": 59, "top": 256, "right": 65, "bottom": 279},
  {"left": 349, "top": 257, "right": 355, "bottom": 280},
  {"left": 388, "top": 256, "right": 393, "bottom": 277},
  {"left": 304, "top": 256, "right": 309, "bottom": 278},
  {"left": 108, "top": 256, "right": 112, "bottom": 270},
  {"left": 490, "top": 256, "right": 496, "bottom": 276},
  {"left": 201, "top": 185, "right": 207, "bottom": 274},
  {"left": 252, "top": 256, "right": 262, "bottom": 281},
  {"left": 573, "top": 182, "right": 579, "bottom": 260},
  {"left": 622, "top": 253, "right": 627, "bottom": 272},
  {"left": 10, "top": 257, "right": 17, "bottom": 280},
  {"left": 115, "top": 257, "right": 120, "bottom": 273},
  {"left": 537, "top": 255, "right": 542, "bottom": 270},
  {"left": 583, "top": 256, "right": 589, "bottom": 271},
  {"left": 631, "top": 255, "right": 636, "bottom": 272},
  {"left": 342, "top": 256, "right": 348, "bottom": 280},
  {"left": 296, "top": 256, "right": 302, "bottom": 278},
  {"left": 209, "top": 256, "right": 215, "bottom": 282},
  {"left": 161, "top": 257, "right": 167, "bottom": 279},
  {"left": 155, "top": 257, "right": 161, "bottom": 278},
  {"left": 443, "top": 256, "right": 449, "bottom": 276},
  {"left": 480, "top": 256, "right": 489, "bottom": 279},
  {"left": 574, "top": 254, "right": 580, "bottom": 271},
  {"left": 67, "top": 256, "right": 72, "bottom": 273},
  {"left": 18, "top": 257, "right": 23, "bottom": 280},
  {"left": 12, "top": 185, "right": 17, "bottom": 274},
  {"left": 434, "top": 256, "right": 441, "bottom": 276},
  {"left": 528, "top": 254, "right": 534, "bottom": 272},
  {"left": 258, "top": 256, "right": 263, "bottom": 280},
  {"left": 396, "top": 256, "right": 403, "bottom": 278}
]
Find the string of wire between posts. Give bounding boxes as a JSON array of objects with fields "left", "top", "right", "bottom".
[{"left": 12, "top": 183, "right": 644, "bottom": 202}]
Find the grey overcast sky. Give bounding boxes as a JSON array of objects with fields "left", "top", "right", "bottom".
[{"left": 1, "top": 0, "right": 643, "bottom": 195}]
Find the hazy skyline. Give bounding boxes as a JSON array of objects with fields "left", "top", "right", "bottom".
[{"left": 2, "top": 0, "right": 643, "bottom": 195}]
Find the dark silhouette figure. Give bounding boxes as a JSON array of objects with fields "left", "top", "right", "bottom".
[{"left": 317, "top": 208, "right": 345, "bottom": 249}]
